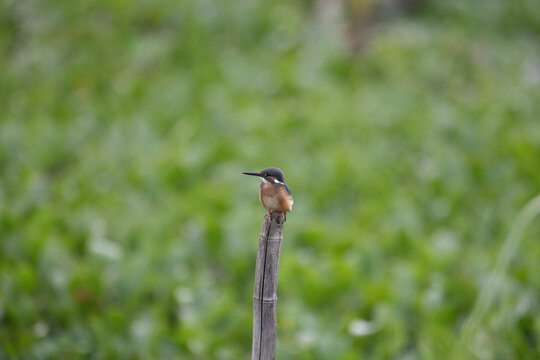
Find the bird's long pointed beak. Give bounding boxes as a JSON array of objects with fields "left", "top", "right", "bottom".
[{"left": 242, "top": 171, "right": 262, "bottom": 177}]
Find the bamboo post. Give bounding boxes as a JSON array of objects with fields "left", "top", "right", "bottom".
[{"left": 251, "top": 213, "right": 285, "bottom": 360}]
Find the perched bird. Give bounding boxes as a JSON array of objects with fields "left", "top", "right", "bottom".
[{"left": 242, "top": 167, "right": 293, "bottom": 222}]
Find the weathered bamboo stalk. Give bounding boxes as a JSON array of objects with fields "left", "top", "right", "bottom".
[{"left": 251, "top": 213, "right": 284, "bottom": 360}]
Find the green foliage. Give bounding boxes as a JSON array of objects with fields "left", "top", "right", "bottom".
[{"left": 1, "top": 0, "right": 540, "bottom": 358}]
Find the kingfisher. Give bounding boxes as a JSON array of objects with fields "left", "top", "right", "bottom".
[{"left": 242, "top": 167, "right": 293, "bottom": 223}]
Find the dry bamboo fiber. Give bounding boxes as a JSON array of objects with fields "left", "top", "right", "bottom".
[{"left": 251, "top": 214, "right": 284, "bottom": 360}]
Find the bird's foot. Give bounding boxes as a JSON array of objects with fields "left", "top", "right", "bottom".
[{"left": 270, "top": 211, "right": 286, "bottom": 224}]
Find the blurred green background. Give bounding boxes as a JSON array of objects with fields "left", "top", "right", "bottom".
[{"left": 1, "top": 0, "right": 540, "bottom": 358}]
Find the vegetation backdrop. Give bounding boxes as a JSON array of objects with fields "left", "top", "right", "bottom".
[{"left": 1, "top": 0, "right": 540, "bottom": 359}]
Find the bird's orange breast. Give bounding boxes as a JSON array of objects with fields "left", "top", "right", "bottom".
[{"left": 259, "top": 182, "right": 293, "bottom": 214}]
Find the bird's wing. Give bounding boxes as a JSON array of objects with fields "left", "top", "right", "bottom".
[{"left": 282, "top": 183, "right": 292, "bottom": 196}]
